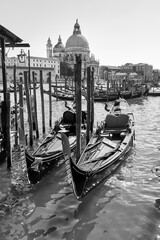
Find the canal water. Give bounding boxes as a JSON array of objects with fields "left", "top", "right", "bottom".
[{"left": 0, "top": 86, "right": 160, "bottom": 240}]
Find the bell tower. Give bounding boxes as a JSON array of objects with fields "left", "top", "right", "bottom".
[{"left": 46, "top": 37, "right": 52, "bottom": 58}]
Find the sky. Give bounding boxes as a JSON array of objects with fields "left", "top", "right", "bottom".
[{"left": 1, "top": 0, "right": 160, "bottom": 69}]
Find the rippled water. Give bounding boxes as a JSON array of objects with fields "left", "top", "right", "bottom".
[{"left": 1, "top": 87, "right": 160, "bottom": 240}]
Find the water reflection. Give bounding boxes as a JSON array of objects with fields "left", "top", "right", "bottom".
[{"left": 1, "top": 93, "right": 160, "bottom": 240}]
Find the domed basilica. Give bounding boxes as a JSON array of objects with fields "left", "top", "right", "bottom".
[{"left": 46, "top": 19, "right": 99, "bottom": 81}]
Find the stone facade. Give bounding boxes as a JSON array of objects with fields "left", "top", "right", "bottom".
[{"left": 0, "top": 54, "right": 60, "bottom": 84}]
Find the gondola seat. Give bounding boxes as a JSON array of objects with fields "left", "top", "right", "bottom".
[
  {"left": 105, "top": 113, "right": 129, "bottom": 134},
  {"left": 62, "top": 110, "right": 76, "bottom": 124}
]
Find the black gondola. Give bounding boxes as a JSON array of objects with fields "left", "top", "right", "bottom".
[
  {"left": 61, "top": 98, "right": 135, "bottom": 199},
  {"left": 25, "top": 106, "right": 87, "bottom": 184}
]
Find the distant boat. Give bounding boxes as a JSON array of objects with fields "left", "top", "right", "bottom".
[
  {"left": 44, "top": 90, "right": 85, "bottom": 101},
  {"left": 148, "top": 87, "right": 160, "bottom": 96},
  {"left": 83, "top": 90, "right": 119, "bottom": 102},
  {"left": 131, "top": 90, "right": 142, "bottom": 98},
  {"left": 120, "top": 91, "right": 132, "bottom": 99}
]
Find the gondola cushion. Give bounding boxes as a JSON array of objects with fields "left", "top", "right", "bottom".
[
  {"left": 62, "top": 110, "right": 76, "bottom": 124},
  {"left": 105, "top": 114, "right": 129, "bottom": 132}
]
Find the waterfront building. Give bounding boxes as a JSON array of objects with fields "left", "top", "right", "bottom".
[
  {"left": 0, "top": 52, "right": 60, "bottom": 84},
  {"left": 120, "top": 63, "right": 153, "bottom": 83},
  {"left": 152, "top": 69, "right": 160, "bottom": 86},
  {"left": 46, "top": 19, "right": 99, "bottom": 83}
]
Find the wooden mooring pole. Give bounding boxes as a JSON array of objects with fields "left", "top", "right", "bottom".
[
  {"left": 13, "top": 64, "right": 18, "bottom": 146},
  {"left": 48, "top": 72, "right": 52, "bottom": 128},
  {"left": 90, "top": 67, "right": 94, "bottom": 133},
  {"left": 55, "top": 74, "right": 58, "bottom": 101},
  {"left": 18, "top": 76, "right": 25, "bottom": 144},
  {"left": 32, "top": 71, "right": 39, "bottom": 138},
  {"left": 24, "top": 71, "right": 33, "bottom": 147},
  {"left": 75, "top": 55, "right": 82, "bottom": 161},
  {"left": 40, "top": 70, "right": 45, "bottom": 134},
  {"left": 0, "top": 37, "right": 12, "bottom": 168},
  {"left": 86, "top": 67, "right": 91, "bottom": 144}
]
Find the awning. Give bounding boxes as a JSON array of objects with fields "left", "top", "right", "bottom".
[{"left": 0, "top": 24, "right": 22, "bottom": 44}]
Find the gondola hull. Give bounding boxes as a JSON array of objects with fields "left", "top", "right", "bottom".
[
  {"left": 25, "top": 134, "right": 77, "bottom": 184},
  {"left": 62, "top": 98, "right": 135, "bottom": 199},
  {"left": 69, "top": 132, "right": 134, "bottom": 199},
  {"left": 25, "top": 108, "right": 86, "bottom": 184}
]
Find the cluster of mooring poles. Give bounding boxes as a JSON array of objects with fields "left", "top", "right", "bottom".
[
  {"left": 74, "top": 54, "right": 94, "bottom": 160},
  {"left": 0, "top": 25, "right": 95, "bottom": 171},
  {"left": 13, "top": 54, "right": 95, "bottom": 168}
]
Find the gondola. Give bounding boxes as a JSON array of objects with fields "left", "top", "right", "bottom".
[
  {"left": 61, "top": 98, "right": 135, "bottom": 199},
  {"left": 25, "top": 104, "right": 87, "bottom": 184},
  {"left": 147, "top": 87, "right": 160, "bottom": 96},
  {"left": 131, "top": 90, "right": 142, "bottom": 98},
  {"left": 120, "top": 91, "right": 132, "bottom": 99},
  {"left": 44, "top": 90, "right": 85, "bottom": 101},
  {"left": 83, "top": 90, "right": 119, "bottom": 102}
]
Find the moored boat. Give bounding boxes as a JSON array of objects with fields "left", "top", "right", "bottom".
[
  {"left": 61, "top": 98, "right": 135, "bottom": 199},
  {"left": 120, "top": 90, "right": 132, "bottom": 99},
  {"left": 84, "top": 90, "right": 119, "bottom": 102},
  {"left": 44, "top": 90, "right": 85, "bottom": 101},
  {"left": 25, "top": 106, "right": 87, "bottom": 184},
  {"left": 147, "top": 87, "right": 160, "bottom": 96},
  {"left": 131, "top": 90, "right": 142, "bottom": 98}
]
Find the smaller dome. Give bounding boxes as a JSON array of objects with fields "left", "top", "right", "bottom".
[{"left": 53, "top": 35, "right": 65, "bottom": 53}]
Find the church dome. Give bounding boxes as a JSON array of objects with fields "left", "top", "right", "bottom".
[
  {"left": 65, "top": 19, "right": 89, "bottom": 51},
  {"left": 53, "top": 35, "right": 65, "bottom": 53}
]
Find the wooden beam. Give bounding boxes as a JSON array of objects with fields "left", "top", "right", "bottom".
[
  {"left": 0, "top": 25, "right": 22, "bottom": 43},
  {"left": 5, "top": 43, "right": 30, "bottom": 48}
]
